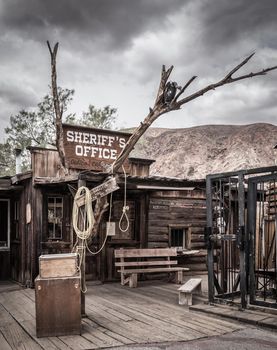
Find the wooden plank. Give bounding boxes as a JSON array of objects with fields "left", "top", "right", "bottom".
[
  {"left": 62, "top": 124, "right": 131, "bottom": 172},
  {"left": 178, "top": 278, "right": 202, "bottom": 292},
  {"left": 148, "top": 233, "right": 169, "bottom": 242},
  {"left": 89, "top": 286, "right": 216, "bottom": 338},
  {"left": 118, "top": 267, "right": 189, "bottom": 273},
  {"left": 46, "top": 337, "right": 71, "bottom": 350},
  {"left": 0, "top": 322, "right": 42, "bottom": 350},
  {"left": 87, "top": 296, "right": 199, "bottom": 341},
  {"left": 102, "top": 285, "right": 237, "bottom": 336},
  {"left": 0, "top": 284, "right": 245, "bottom": 349},
  {"left": 105, "top": 330, "right": 135, "bottom": 345},
  {"left": 58, "top": 334, "right": 95, "bottom": 350},
  {"left": 147, "top": 242, "right": 169, "bottom": 248},
  {"left": 21, "top": 319, "right": 64, "bottom": 350},
  {"left": 82, "top": 318, "right": 124, "bottom": 347},
  {"left": 0, "top": 331, "right": 12, "bottom": 350},
  {"left": 76, "top": 177, "right": 119, "bottom": 207},
  {"left": 39, "top": 254, "right": 78, "bottom": 278},
  {"left": 86, "top": 296, "right": 182, "bottom": 342},
  {"left": 115, "top": 260, "right": 178, "bottom": 267},
  {"left": 1, "top": 293, "right": 34, "bottom": 323},
  {"left": 115, "top": 248, "right": 177, "bottom": 258}
]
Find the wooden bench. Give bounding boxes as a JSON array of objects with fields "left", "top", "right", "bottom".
[
  {"left": 178, "top": 278, "right": 202, "bottom": 306},
  {"left": 114, "top": 247, "right": 189, "bottom": 288}
]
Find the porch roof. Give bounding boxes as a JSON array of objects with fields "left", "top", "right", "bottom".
[{"left": 32, "top": 171, "right": 205, "bottom": 190}]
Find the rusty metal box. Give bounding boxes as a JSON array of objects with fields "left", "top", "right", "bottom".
[
  {"left": 39, "top": 253, "right": 78, "bottom": 278},
  {"left": 35, "top": 275, "right": 81, "bottom": 337}
]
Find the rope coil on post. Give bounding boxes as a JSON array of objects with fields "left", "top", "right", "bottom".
[
  {"left": 72, "top": 186, "right": 95, "bottom": 293},
  {"left": 72, "top": 186, "right": 95, "bottom": 239}
]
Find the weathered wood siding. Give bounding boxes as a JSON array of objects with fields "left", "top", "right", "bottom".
[
  {"left": 147, "top": 190, "right": 207, "bottom": 272},
  {"left": 9, "top": 178, "right": 33, "bottom": 285},
  {"left": 31, "top": 148, "right": 61, "bottom": 177},
  {"left": 101, "top": 192, "right": 145, "bottom": 282}
]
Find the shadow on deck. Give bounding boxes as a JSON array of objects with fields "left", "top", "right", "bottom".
[{"left": 0, "top": 278, "right": 244, "bottom": 350}]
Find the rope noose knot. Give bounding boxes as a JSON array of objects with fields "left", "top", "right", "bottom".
[
  {"left": 123, "top": 205, "right": 129, "bottom": 213},
  {"left": 119, "top": 205, "right": 130, "bottom": 232}
]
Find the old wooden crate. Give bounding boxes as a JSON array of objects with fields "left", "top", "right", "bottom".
[
  {"left": 35, "top": 275, "right": 81, "bottom": 337},
  {"left": 39, "top": 253, "right": 78, "bottom": 278}
]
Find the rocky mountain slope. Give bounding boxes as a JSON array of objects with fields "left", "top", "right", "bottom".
[{"left": 131, "top": 123, "right": 277, "bottom": 179}]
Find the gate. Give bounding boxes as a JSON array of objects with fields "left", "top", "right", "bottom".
[
  {"left": 248, "top": 173, "right": 277, "bottom": 309},
  {"left": 206, "top": 172, "right": 246, "bottom": 307},
  {"left": 206, "top": 166, "right": 277, "bottom": 309}
]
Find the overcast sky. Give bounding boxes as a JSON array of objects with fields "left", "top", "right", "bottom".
[{"left": 0, "top": 0, "right": 277, "bottom": 141}]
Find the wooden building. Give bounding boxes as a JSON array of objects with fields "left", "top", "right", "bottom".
[{"left": 0, "top": 125, "right": 207, "bottom": 286}]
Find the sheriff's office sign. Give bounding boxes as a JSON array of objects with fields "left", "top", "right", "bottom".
[{"left": 62, "top": 124, "right": 131, "bottom": 171}]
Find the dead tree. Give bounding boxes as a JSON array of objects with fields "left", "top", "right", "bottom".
[
  {"left": 47, "top": 42, "right": 277, "bottom": 235},
  {"left": 47, "top": 41, "right": 68, "bottom": 176},
  {"left": 113, "top": 53, "right": 277, "bottom": 172}
]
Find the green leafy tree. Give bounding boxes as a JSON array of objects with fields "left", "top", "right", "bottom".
[
  {"left": 79, "top": 105, "right": 117, "bottom": 130},
  {"left": 0, "top": 87, "right": 118, "bottom": 176},
  {"left": 5, "top": 87, "right": 75, "bottom": 149},
  {"left": 0, "top": 88, "right": 75, "bottom": 175},
  {"left": 0, "top": 142, "right": 14, "bottom": 175}
]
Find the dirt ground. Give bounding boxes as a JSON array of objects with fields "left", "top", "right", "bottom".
[{"left": 111, "top": 327, "right": 277, "bottom": 350}]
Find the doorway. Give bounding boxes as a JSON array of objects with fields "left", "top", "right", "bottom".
[{"left": 0, "top": 199, "right": 10, "bottom": 279}]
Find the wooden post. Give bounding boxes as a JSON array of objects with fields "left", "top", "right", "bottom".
[
  {"left": 78, "top": 178, "right": 86, "bottom": 317},
  {"left": 206, "top": 175, "right": 214, "bottom": 303},
  {"left": 238, "top": 172, "right": 247, "bottom": 309}
]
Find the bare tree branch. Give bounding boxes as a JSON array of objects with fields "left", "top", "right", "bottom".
[
  {"left": 111, "top": 53, "right": 277, "bottom": 173},
  {"left": 176, "top": 54, "right": 277, "bottom": 107},
  {"left": 173, "top": 75, "right": 197, "bottom": 103},
  {"left": 154, "top": 65, "right": 174, "bottom": 105},
  {"left": 224, "top": 52, "right": 255, "bottom": 80},
  {"left": 47, "top": 41, "right": 68, "bottom": 175}
]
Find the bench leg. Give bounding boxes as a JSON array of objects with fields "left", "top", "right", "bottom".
[
  {"left": 179, "top": 291, "right": 192, "bottom": 306},
  {"left": 129, "top": 274, "right": 137, "bottom": 288},
  {"left": 195, "top": 283, "right": 202, "bottom": 295},
  {"left": 176, "top": 271, "right": 183, "bottom": 284},
  {"left": 121, "top": 273, "right": 125, "bottom": 286}
]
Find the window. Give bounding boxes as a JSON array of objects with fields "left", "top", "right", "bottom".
[
  {"left": 0, "top": 199, "right": 10, "bottom": 249},
  {"left": 47, "top": 197, "right": 63, "bottom": 239},
  {"left": 169, "top": 227, "right": 191, "bottom": 251}
]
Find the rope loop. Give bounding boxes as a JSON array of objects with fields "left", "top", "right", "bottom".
[
  {"left": 119, "top": 205, "right": 130, "bottom": 232},
  {"left": 119, "top": 165, "right": 130, "bottom": 232}
]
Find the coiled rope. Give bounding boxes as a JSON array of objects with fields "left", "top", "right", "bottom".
[
  {"left": 72, "top": 186, "right": 95, "bottom": 240},
  {"left": 72, "top": 186, "right": 96, "bottom": 293},
  {"left": 72, "top": 184, "right": 113, "bottom": 292}
]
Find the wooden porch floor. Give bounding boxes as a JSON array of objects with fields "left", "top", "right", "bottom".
[{"left": 0, "top": 280, "right": 244, "bottom": 350}]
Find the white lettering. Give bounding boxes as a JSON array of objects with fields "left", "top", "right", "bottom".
[
  {"left": 108, "top": 136, "right": 115, "bottom": 147},
  {"left": 67, "top": 130, "right": 74, "bottom": 142},
  {"left": 75, "top": 145, "right": 83, "bottom": 156},
  {"left": 83, "top": 133, "right": 90, "bottom": 144},
  {"left": 101, "top": 135, "right": 108, "bottom": 145},
  {"left": 110, "top": 149, "right": 117, "bottom": 160},
  {"left": 102, "top": 148, "right": 110, "bottom": 159},
  {"left": 90, "top": 147, "right": 98, "bottom": 157},
  {"left": 119, "top": 138, "right": 126, "bottom": 148},
  {"left": 75, "top": 132, "right": 83, "bottom": 143},
  {"left": 89, "top": 134, "right": 97, "bottom": 145},
  {"left": 98, "top": 148, "right": 103, "bottom": 158},
  {"left": 83, "top": 146, "right": 91, "bottom": 157}
]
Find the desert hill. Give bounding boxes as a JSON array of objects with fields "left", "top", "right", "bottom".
[{"left": 130, "top": 123, "right": 277, "bottom": 179}]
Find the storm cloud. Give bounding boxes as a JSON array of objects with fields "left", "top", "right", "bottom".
[{"left": 0, "top": 0, "right": 276, "bottom": 140}]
